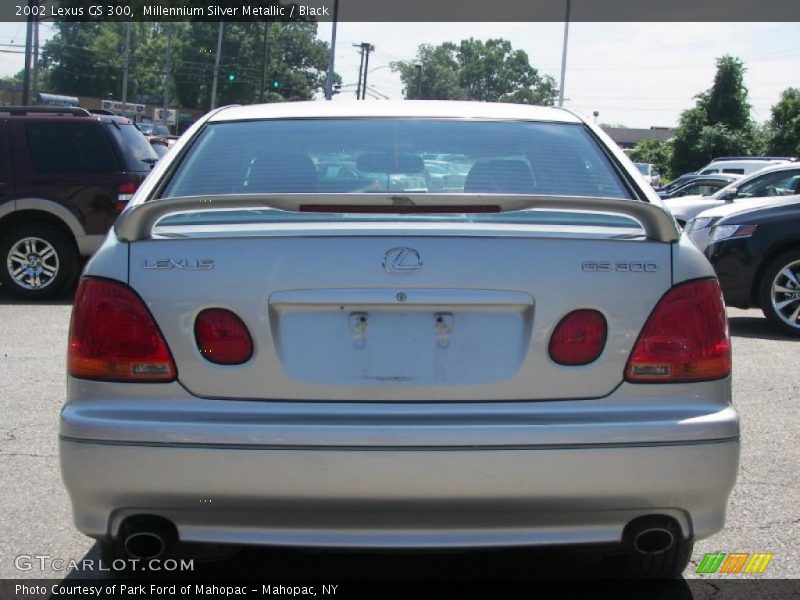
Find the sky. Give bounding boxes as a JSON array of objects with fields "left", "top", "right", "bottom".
[{"left": 1, "top": 21, "right": 798, "bottom": 129}]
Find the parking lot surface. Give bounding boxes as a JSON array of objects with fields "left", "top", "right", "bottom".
[{"left": 0, "top": 290, "right": 797, "bottom": 580}]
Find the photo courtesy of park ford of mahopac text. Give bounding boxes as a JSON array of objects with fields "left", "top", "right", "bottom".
[{"left": 0, "top": 0, "right": 799, "bottom": 598}]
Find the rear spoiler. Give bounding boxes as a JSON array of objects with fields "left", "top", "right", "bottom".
[{"left": 114, "top": 194, "right": 680, "bottom": 244}]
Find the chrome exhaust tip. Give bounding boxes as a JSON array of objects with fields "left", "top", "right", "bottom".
[
  {"left": 123, "top": 531, "right": 167, "bottom": 560},
  {"left": 624, "top": 516, "right": 680, "bottom": 556},
  {"left": 632, "top": 527, "right": 675, "bottom": 555},
  {"left": 119, "top": 516, "right": 177, "bottom": 560}
]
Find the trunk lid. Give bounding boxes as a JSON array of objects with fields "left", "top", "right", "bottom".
[{"left": 128, "top": 216, "right": 672, "bottom": 401}]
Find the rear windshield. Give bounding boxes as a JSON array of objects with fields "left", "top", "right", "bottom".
[
  {"left": 163, "top": 119, "right": 631, "bottom": 199},
  {"left": 105, "top": 122, "right": 158, "bottom": 172}
]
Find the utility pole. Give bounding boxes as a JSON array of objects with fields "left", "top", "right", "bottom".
[
  {"left": 259, "top": 22, "right": 270, "bottom": 103},
  {"left": 121, "top": 23, "right": 131, "bottom": 117},
  {"left": 210, "top": 22, "right": 224, "bottom": 110},
  {"left": 361, "top": 44, "right": 374, "bottom": 101},
  {"left": 558, "top": 0, "right": 571, "bottom": 108},
  {"left": 162, "top": 23, "right": 172, "bottom": 128},
  {"left": 31, "top": 10, "right": 39, "bottom": 99},
  {"left": 354, "top": 44, "right": 365, "bottom": 100},
  {"left": 324, "top": 0, "right": 339, "bottom": 100},
  {"left": 414, "top": 64, "right": 422, "bottom": 100},
  {"left": 22, "top": 0, "right": 34, "bottom": 105}
]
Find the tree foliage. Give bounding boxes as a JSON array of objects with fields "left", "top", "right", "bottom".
[
  {"left": 629, "top": 139, "right": 673, "bottom": 181},
  {"left": 765, "top": 88, "right": 800, "bottom": 156},
  {"left": 37, "top": 21, "right": 335, "bottom": 109},
  {"left": 702, "top": 55, "right": 751, "bottom": 130},
  {"left": 670, "top": 55, "right": 762, "bottom": 175},
  {"left": 393, "top": 38, "right": 558, "bottom": 106}
]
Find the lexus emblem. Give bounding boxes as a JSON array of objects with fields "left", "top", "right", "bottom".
[{"left": 383, "top": 247, "right": 422, "bottom": 276}]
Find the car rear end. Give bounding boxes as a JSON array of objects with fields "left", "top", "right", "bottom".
[
  {"left": 101, "top": 116, "right": 159, "bottom": 215},
  {"left": 59, "top": 103, "right": 738, "bottom": 577}
]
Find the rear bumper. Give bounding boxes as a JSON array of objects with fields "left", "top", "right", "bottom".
[
  {"left": 60, "top": 378, "right": 739, "bottom": 549},
  {"left": 60, "top": 439, "right": 738, "bottom": 548}
]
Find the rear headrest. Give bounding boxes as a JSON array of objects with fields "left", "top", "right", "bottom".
[
  {"left": 464, "top": 159, "right": 535, "bottom": 194},
  {"left": 245, "top": 152, "right": 318, "bottom": 192}
]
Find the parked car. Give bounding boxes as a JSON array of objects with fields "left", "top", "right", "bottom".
[
  {"left": 634, "top": 162, "right": 661, "bottom": 187},
  {"left": 686, "top": 194, "right": 800, "bottom": 250},
  {"left": 149, "top": 138, "right": 170, "bottom": 158},
  {"left": 137, "top": 122, "right": 171, "bottom": 137},
  {"left": 316, "top": 161, "right": 384, "bottom": 192},
  {"left": 424, "top": 160, "right": 469, "bottom": 192},
  {"left": 659, "top": 173, "right": 697, "bottom": 195},
  {"left": 60, "top": 101, "right": 738, "bottom": 578},
  {"left": 0, "top": 106, "right": 158, "bottom": 299},
  {"left": 138, "top": 122, "right": 179, "bottom": 147},
  {"left": 696, "top": 156, "right": 794, "bottom": 176},
  {"left": 663, "top": 162, "right": 800, "bottom": 225},
  {"left": 657, "top": 174, "right": 742, "bottom": 199},
  {"left": 704, "top": 197, "right": 800, "bottom": 336}
]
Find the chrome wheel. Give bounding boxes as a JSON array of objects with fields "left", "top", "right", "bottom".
[
  {"left": 5, "top": 236, "right": 60, "bottom": 290},
  {"left": 771, "top": 259, "right": 800, "bottom": 330}
]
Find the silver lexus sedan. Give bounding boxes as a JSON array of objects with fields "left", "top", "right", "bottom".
[{"left": 60, "top": 101, "right": 738, "bottom": 578}]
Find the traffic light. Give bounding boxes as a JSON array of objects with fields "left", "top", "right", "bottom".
[
  {"left": 227, "top": 72, "right": 236, "bottom": 82},
  {"left": 271, "top": 80, "right": 280, "bottom": 90}
]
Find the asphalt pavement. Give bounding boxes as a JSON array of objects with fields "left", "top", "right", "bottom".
[{"left": 0, "top": 289, "right": 797, "bottom": 581}]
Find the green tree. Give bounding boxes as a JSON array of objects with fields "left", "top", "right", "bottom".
[
  {"left": 670, "top": 56, "right": 761, "bottom": 175},
  {"left": 392, "top": 43, "right": 467, "bottom": 101},
  {"left": 765, "top": 88, "right": 800, "bottom": 156},
  {"left": 670, "top": 106, "right": 708, "bottom": 175},
  {"left": 40, "top": 22, "right": 124, "bottom": 99},
  {"left": 629, "top": 139, "right": 673, "bottom": 181},
  {"left": 393, "top": 38, "right": 557, "bottom": 105},
  {"left": 702, "top": 55, "right": 751, "bottom": 130},
  {"left": 38, "top": 21, "right": 334, "bottom": 109}
]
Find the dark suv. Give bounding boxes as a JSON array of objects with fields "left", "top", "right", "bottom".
[{"left": 0, "top": 107, "right": 157, "bottom": 299}]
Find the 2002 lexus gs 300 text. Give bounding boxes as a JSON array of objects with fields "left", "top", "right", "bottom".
[{"left": 59, "top": 102, "right": 739, "bottom": 578}]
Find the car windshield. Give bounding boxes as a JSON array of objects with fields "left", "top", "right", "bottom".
[
  {"left": 712, "top": 169, "right": 800, "bottom": 199},
  {"left": 163, "top": 119, "right": 631, "bottom": 199}
]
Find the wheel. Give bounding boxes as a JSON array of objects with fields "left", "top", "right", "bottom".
[
  {"left": 0, "top": 223, "right": 78, "bottom": 300},
  {"left": 617, "top": 517, "right": 694, "bottom": 579},
  {"left": 759, "top": 249, "right": 800, "bottom": 337}
]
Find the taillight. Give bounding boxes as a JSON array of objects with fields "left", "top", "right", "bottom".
[
  {"left": 625, "top": 278, "right": 730, "bottom": 383},
  {"left": 549, "top": 310, "right": 607, "bottom": 365},
  {"left": 115, "top": 181, "right": 139, "bottom": 212},
  {"left": 194, "top": 309, "right": 253, "bottom": 365},
  {"left": 68, "top": 278, "right": 176, "bottom": 382}
]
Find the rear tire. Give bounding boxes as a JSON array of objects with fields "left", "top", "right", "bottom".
[
  {"left": 759, "top": 249, "right": 800, "bottom": 337},
  {"left": 0, "top": 223, "right": 78, "bottom": 300}
]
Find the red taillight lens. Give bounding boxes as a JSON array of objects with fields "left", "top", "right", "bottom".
[
  {"left": 68, "top": 278, "right": 176, "bottom": 382},
  {"left": 194, "top": 309, "right": 253, "bottom": 365},
  {"left": 549, "top": 309, "right": 608, "bottom": 365},
  {"left": 625, "top": 278, "right": 730, "bottom": 383},
  {"left": 115, "top": 181, "right": 139, "bottom": 212}
]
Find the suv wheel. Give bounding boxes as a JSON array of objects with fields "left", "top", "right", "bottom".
[
  {"left": 759, "top": 249, "right": 800, "bottom": 337},
  {"left": 0, "top": 223, "right": 78, "bottom": 300}
]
